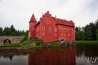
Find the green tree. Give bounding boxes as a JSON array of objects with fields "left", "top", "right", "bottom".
[
  {"left": 10, "top": 25, "right": 16, "bottom": 36},
  {"left": 0, "top": 27, "right": 3, "bottom": 36},
  {"left": 76, "top": 31, "right": 84, "bottom": 40},
  {"left": 96, "top": 29, "right": 98, "bottom": 40},
  {"left": 3, "top": 27, "right": 11, "bottom": 36},
  {"left": 84, "top": 24, "right": 93, "bottom": 40},
  {"left": 75, "top": 27, "right": 84, "bottom": 40},
  {"left": 10, "top": 25, "right": 15, "bottom": 32}
]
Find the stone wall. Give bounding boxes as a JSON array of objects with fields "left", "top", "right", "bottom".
[{"left": 0, "top": 36, "right": 24, "bottom": 46}]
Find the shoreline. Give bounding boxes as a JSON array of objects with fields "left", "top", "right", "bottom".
[{"left": 0, "top": 40, "right": 98, "bottom": 49}]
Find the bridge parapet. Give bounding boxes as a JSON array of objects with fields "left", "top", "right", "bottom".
[{"left": 0, "top": 36, "right": 24, "bottom": 46}]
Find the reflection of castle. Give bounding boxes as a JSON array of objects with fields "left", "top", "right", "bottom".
[
  {"left": 29, "top": 11, "right": 75, "bottom": 42},
  {"left": 28, "top": 47, "right": 76, "bottom": 65}
]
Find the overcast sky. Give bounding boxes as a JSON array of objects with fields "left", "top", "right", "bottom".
[{"left": 0, "top": 0, "right": 98, "bottom": 30}]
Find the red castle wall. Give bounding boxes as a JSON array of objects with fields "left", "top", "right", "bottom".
[{"left": 29, "top": 11, "right": 75, "bottom": 42}]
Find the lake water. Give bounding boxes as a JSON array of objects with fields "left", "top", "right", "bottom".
[{"left": 0, "top": 44, "right": 98, "bottom": 65}]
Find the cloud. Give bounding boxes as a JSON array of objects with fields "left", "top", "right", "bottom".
[
  {"left": 0, "top": 0, "right": 98, "bottom": 30},
  {"left": 54, "top": 0, "right": 97, "bottom": 27}
]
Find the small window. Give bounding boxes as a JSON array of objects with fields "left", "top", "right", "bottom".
[
  {"left": 42, "top": 26, "right": 45, "bottom": 31},
  {"left": 49, "top": 27, "right": 52, "bottom": 31},
  {"left": 37, "top": 28, "right": 39, "bottom": 32},
  {"left": 64, "top": 34, "right": 66, "bottom": 36},
  {"left": 55, "top": 28, "right": 57, "bottom": 32},
  {"left": 68, "top": 34, "right": 69, "bottom": 36},
  {"left": 61, "top": 28, "right": 63, "bottom": 31},
  {"left": 49, "top": 33, "right": 52, "bottom": 36},
  {"left": 32, "top": 29, "right": 34, "bottom": 31},
  {"left": 55, "top": 34, "right": 57, "bottom": 36},
  {"left": 61, "top": 33, "right": 63, "bottom": 36},
  {"left": 64, "top": 28, "right": 66, "bottom": 32},
  {"left": 67, "top": 28, "right": 69, "bottom": 31},
  {"left": 42, "top": 33, "right": 45, "bottom": 36},
  {"left": 46, "top": 20, "right": 50, "bottom": 24}
]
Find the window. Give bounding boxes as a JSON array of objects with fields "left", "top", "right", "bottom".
[
  {"left": 49, "top": 33, "right": 52, "bottom": 36},
  {"left": 37, "top": 28, "right": 39, "bottom": 32},
  {"left": 42, "top": 26, "right": 45, "bottom": 31},
  {"left": 42, "top": 33, "right": 45, "bottom": 36},
  {"left": 68, "top": 34, "right": 69, "bottom": 36},
  {"left": 46, "top": 20, "right": 50, "bottom": 24},
  {"left": 64, "top": 28, "right": 66, "bottom": 32},
  {"left": 64, "top": 34, "right": 66, "bottom": 36},
  {"left": 32, "top": 29, "right": 34, "bottom": 31},
  {"left": 49, "top": 27, "right": 52, "bottom": 31},
  {"left": 61, "top": 28, "right": 63, "bottom": 31},
  {"left": 61, "top": 33, "right": 63, "bottom": 36},
  {"left": 55, "top": 28, "right": 57, "bottom": 32},
  {"left": 55, "top": 34, "right": 57, "bottom": 36},
  {"left": 67, "top": 28, "right": 69, "bottom": 32}
]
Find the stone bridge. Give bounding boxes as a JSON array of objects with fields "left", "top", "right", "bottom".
[{"left": 0, "top": 36, "right": 24, "bottom": 46}]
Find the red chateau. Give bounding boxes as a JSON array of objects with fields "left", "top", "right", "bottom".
[{"left": 29, "top": 11, "right": 75, "bottom": 42}]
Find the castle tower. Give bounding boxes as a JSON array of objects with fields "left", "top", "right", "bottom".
[{"left": 29, "top": 14, "right": 36, "bottom": 39}]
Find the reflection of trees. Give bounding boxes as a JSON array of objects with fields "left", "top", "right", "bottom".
[
  {"left": 28, "top": 47, "right": 76, "bottom": 65},
  {"left": 2, "top": 55, "right": 13, "bottom": 61},
  {"left": 9, "top": 56, "right": 13, "bottom": 61},
  {"left": 0, "top": 49, "right": 28, "bottom": 61},
  {"left": 77, "top": 45, "right": 98, "bottom": 57}
]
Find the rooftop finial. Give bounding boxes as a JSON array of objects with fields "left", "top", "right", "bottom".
[{"left": 47, "top": 11, "right": 49, "bottom": 14}]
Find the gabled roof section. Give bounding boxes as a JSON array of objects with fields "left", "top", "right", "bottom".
[
  {"left": 35, "top": 21, "right": 40, "bottom": 27},
  {"left": 54, "top": 18, "right": 75, "bottom": 27},
  {"left": 29, "top": 14, "right": 36, "bottom": 23},
  {"left": 32, "top": 11, "right": 75, "bottom": 27}
]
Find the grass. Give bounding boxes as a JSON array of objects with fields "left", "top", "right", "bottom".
[
  {"left": 0, "top": 40, "right": 31, "bottom": 49},
  {"left": 76, "top": 41, "right": 98, "bottom": 43},
  {"left": 0, "top": 39, "right": 61, "bottom": 49},
  {"left": 1, "top": 39, "right": 98, "bottom": 49},
  {"left": 76, "top": 41, "right": 98, "bottom": 46},
  {"left": 0, "top": 38, "right": 45, "bottom": 49}
]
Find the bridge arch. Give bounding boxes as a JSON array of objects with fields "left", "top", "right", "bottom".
[{"left": 3, "top": 39, "right": 11, "bottom": 45}]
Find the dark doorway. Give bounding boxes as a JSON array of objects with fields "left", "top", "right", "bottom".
[{"left": 3, "top": 39, "right": 11, "bottom": 45}]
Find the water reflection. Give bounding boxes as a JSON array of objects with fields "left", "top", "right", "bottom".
[
  {"left": 28, "top": 47, "right": 76, "bottom": 65},
  {"left": 0, "top": 44, "right": 98, "bottom": 65},
  {"left": 76, "top": 44, "right": 98, "bottom": 65},
  {"left": 0, "top": 49, "right": 28, "bottom": 65}
]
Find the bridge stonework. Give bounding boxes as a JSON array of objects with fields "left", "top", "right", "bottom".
[{"left": 0, "top": 36, "right": 24, "bottom": 46}]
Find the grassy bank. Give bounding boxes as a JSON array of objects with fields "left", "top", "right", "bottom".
[
  {"left": 1, "top": 40, "right": 98, "bottom": 49},
  {"left": 76, "top": 41, "right": 98, "bottom": 46},
  {"left": 0, "top": 40, "right": 60, "bottom": 49},
  {"left": 0, "top": 40, "right": 32, "bottom": 49}
]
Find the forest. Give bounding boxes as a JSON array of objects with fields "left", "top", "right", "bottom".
[
  {"left": 0, "top": 25, "right": 28, "bottom": 38},
  {"left": 76, "top": 19, "right": 98, "bottom": 41}
]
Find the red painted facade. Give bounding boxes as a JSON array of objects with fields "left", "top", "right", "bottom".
[{"left": 29, "top": 11, "right": 75, "bottom": 42}]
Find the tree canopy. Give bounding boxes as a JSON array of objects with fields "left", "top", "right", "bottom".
[
  {"left": 0, "top": 25, "right": 28, "bottom": 37},
  {"left": 76, "top": 19, "right": 98, "bottom": 41}
]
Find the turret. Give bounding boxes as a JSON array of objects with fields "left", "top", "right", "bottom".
[{"left": 29, "top": 14, "right": 37, "bottom": 39}]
